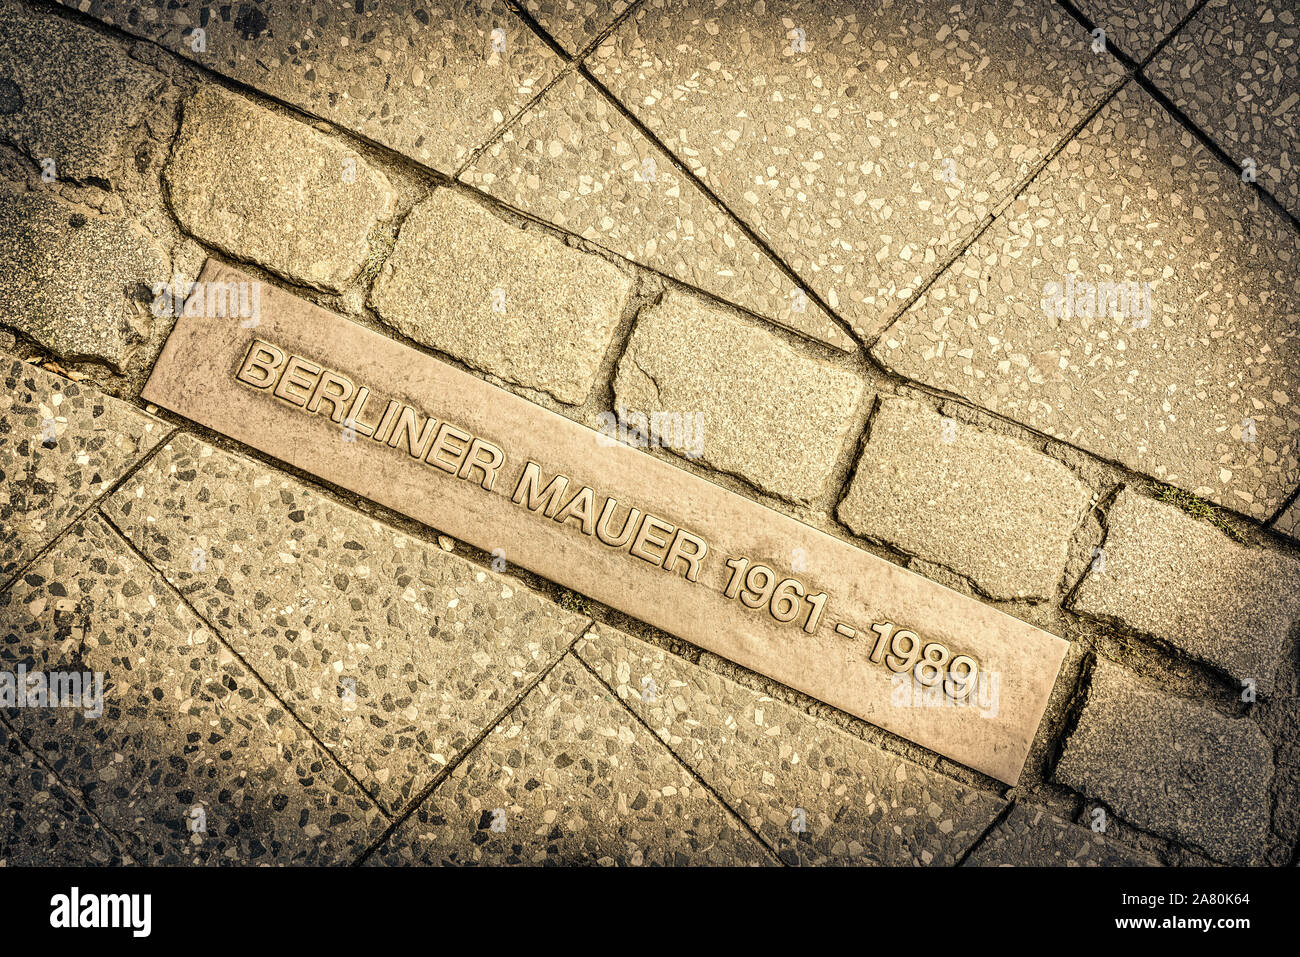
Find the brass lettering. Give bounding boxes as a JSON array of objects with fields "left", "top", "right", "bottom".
[
  {"left": 458, "top": 438, "right": 504, "bottom": 492},
  {"left": 371, "top": 400, "right": 402, "bottom": 445},
  {"left": 512, "top": 461, "right": 569, "bottom": 518},
  {"left": 272, "top": 355, "right": 322, "bottom": 407},
  {"left": 595, "top": 497, "right": 641, "bottom": 548},
  {"left": 426, "top": 422, "right": 473, "bottom": 475},
  {"left": 342, "top": 386, "right": 377, "bottom": 437},
  {"left": 553, "top": 486, "right": 596, "bottom": 536},
  {"left": 236, "top": 339, "right": 285, "bottom": 389},
  {"left": 306, "top": 370, "right": 356, "bottom": 422},
  {"left": 386, "top": 405, "right": 438, "bottom": 460},
  {"left": 629, "top": 514, "right": 675, "bottom": 567},
  {"left": 663, "top": 528, "right": 709, "bottom": 583}
]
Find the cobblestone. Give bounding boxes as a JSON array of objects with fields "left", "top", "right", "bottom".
[
  {"left": 1071, "top": 487, "right": 1300, "bottom": 693},
  {"left": 838, "top": 398, "right": 1091, "bottom": 600},
  {"left": 1055, "top": 659, "right": 1273, "bottom": 864}
]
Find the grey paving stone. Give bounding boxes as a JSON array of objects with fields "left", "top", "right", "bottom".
[
  {"left": 461, "top": 72, "right": 853, "bottom": 351},
  {"left": 838, "top": 398, "right": 1091, "bottom": 600},
  {"left": 614, "top": 289, "right": 865, "bottom": 503},
  {"left": 963, "top": 803, "right": 1156, "bottom": 866},
  {"left": 104, "top": 433, "right": 590, "bottom": 814},
  {"left": 1055, "top": 658, "right": 1273, "bottom": 864},
  {"left": 0, "top": 188, "right": 168, "bottom": 371},
  {"left": 1070, "top": 487, "right": 1300, "bottom": 694},
  {"left": 576, "top": 626, "right": 1006, "bottom": 866},
  {"left": 165, "top": 86, "right": 395, "bottom": 292},
  {"left": 369, "top": 655, "right": 772, "bottom": 865},
  {"left": 523, "top": 0, "right": 630, "bottom": 54},
  {"left": 59, "top": 0, "right": 562, "bottom": 175},
  {"left": 1275, "top": 497, "right": 1300, "bottom": 541},
  {"left": 0, "top": 0, "right": 164, "bottom": 185},
  {"left": 1148, "top": 0, "right": 1300, "bottom": 219},
  {"left": 0, "top": 357, "right": 166, "bottom": 581},
  {"left": 1073, "top": 0, "right": 1198, "bottom": 61},
  {"left": 0, "top": 513, "right": 383, "bottom": 865},
  {"left": 371, "top": 188, "right": 632, "bottom": 405},
  {"left": 588, "top": 0, "right": 1125, "bottom": 340},
  {"left": 0, "top": 722, "right": 128, "bottom": 866},
  {"left": 873, "top": 83, "right": 1300, "bottom": 522}
]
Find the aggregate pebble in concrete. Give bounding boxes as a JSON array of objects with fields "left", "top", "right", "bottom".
[
  {"left": 1070, "top": 487, "right": 1300, "bottom": 694},
  {"left": 370, "top": 655, "right": 771, "bottom": 865},
  {"left": 372, "top": 188, "right": 632, "bottom": 405},
  {"left": 1073, "top": 0, "right": 1198, "bottom": 60},
  {"left": 462, "top": 72, "right": 853, "bottom": 351},
  {"left": 1055, "top": 659, "right": 1273, "bottom": 865},
  {"left": 838, "top": 398, "right": 1091, "bottom": 600},
  {"left": 576, "top": 626, "right": 1006, "bottom": 866},
  {"left": 104, "top": 434, "right": 590, "bottom": 814},
  {"left": 0, "top": 189, "right": 168, "bottom": 371},
  {"left": 873, "top": 84, "right": 1300, "bottom": 522},
  {"left": 1149, "top": 0, "right": 1300, "bottom": 219},
  {"left": 963, "top": 803, "right": 1156, "bottom": 866},
  {"left": 0, "top": 722, "right": 128, "bottom": 866},
  {"left": 0, "top": 358, "right": 165, "bottom": 580},
  {"left": 0, "top": 513, "right": 383, "bottom": 865},
  {"left": 165, "top": 86, "right": 395, "bottom": 292},
  {"left": 614, "top": 289, "right": 866, "bottom": 503},
  {"left": 588, "top": 0, "right": 1125, "bottom": 340},
  {"left": 58, "top": 0, "right": 562, "bottom": 175},
  {"left": 523, "top": 0, "right": 630, "bottom": 54},
  {"left": 0, "top": 0, "right": 163, "bottom": 185}
]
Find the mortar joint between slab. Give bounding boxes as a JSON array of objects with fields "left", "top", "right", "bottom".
[
  {"left": 569, "top": 648, "right": 785, "bottom": 866},
  {"left": 351, "top": 626, "right": 590, "bottom": 866},
  {"left": 96, "top": 506, "right": 398, "bottom": 824}
]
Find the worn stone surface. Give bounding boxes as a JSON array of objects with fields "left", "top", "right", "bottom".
[
  {"left": 589, "top": 0, "right": 1125, "bottom": 340},
  {"left": 1074, "top": 0, "right": 1198, "bottom": 60},
  {"left": 1055, "top": 659, "right": 1273, "bottom": 864},
  {"left": 0, "top": 357, "right": 166, "bottom": 581},
  {"left": 60, "top": 0, "right": 562, "bottom": 175},
  {"left": 873, "top": 84, "right": 1300, "bottom": 522},
  {"left": 0, "top": 0, "right": 163, "bottom": 184},
  {"left": 462, "top": 72, "right": 852, "bottom": 351},
  {"left": 577, "top": 626, "right": 1006, "bottom": 865},
  {"left": 372, "top": 189, "right": 632, "bottom": 405},
  {"left": 165, "top": 86, "right": 395, "bottom": 291},
  {"left": 0, "top": 189, "right": 168, "bottom": 370},
  {"left": 963, "top": 803, "right": 1156, "bottom": 866},
  {"left": 523, "top": 0, "right": 630, "bottom": 54},
  {"left": 1275, "top": 497, "right": 1300, "bottom": 541},
  {"left": 614, "top": 289, "right": 865, "bottom": 503},
  {"left": 1070, "top": 487, "right": 1300, "bottom": 694},
  {"left": 0, "top": 513, "right": 383, "bottom": 864},
  {"left": 838, "top": 399, "right": 1090, "bottom": 600},
  {"left": 1149, "top": 0, "right": 1300, "bottom": 219},
  {"left": 105, "top": 433, "right": 590, "bottom": 814},
  {"left": 370, "top": 655, "right": 771, "bottom": 865},
  {"left": 0, "top": 722, "right": 128, "bottom": 866}
]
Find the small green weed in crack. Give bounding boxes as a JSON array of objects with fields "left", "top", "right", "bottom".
[{"left": 1148, "top": 484, "right": 1247, "bottom": 543}]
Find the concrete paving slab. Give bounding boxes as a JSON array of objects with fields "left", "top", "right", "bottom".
[
  {"left": 874, "top": 83, "right": 1300, "bottom": 522},
  {"left": 0, "top": 356, "right": 166, "bottom": 581},
  {"left": 369, "top": 654, "right": 773, "bottom": 865},
  {"left": 105, "top": 433, "right": 590, "bottom": 814}
]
